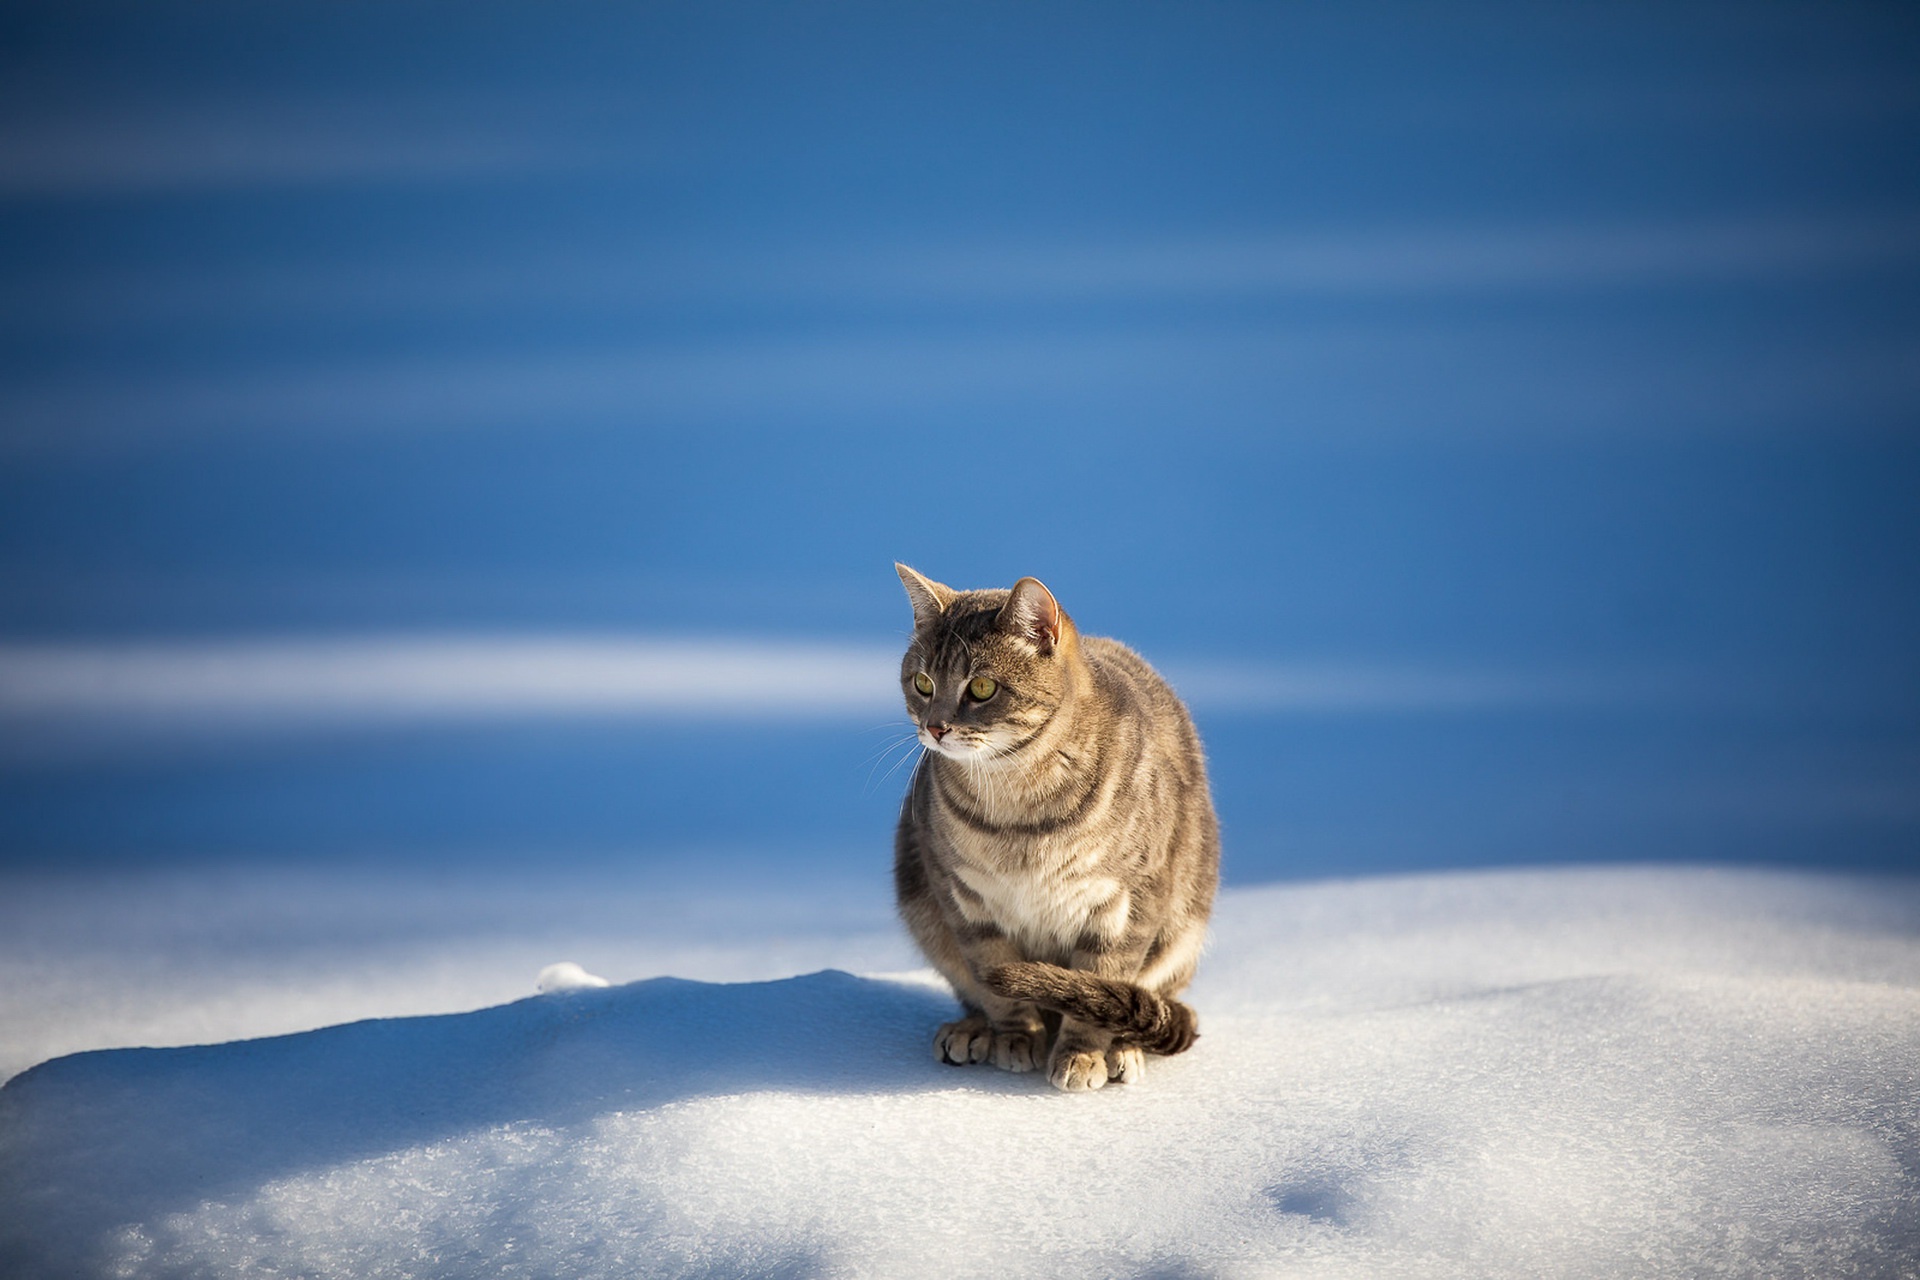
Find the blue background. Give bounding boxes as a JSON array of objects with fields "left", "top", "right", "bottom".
[{"left": 1, "top": 1, "right": 1916, "bottom": 881}]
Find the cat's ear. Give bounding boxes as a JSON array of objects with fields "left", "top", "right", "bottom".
[
  {"left": 998, "top": 577, "right": 1063, "bottom": 654},
  {"left": 895, "top": 563, "right": 956, "bottom": 630}
]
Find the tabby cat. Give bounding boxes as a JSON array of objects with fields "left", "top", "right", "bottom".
[{"left": 892, "top": 564, "right": 1220, "bottom": 1092}]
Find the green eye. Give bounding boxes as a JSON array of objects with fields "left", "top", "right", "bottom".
[
  {"left": 968, "top": 676, "right": 998, "bottom": 701},
  {"left": 913, "top": 672, "right": 934, "bottom": 696}
]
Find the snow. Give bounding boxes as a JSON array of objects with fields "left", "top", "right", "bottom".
[{"left": 1, "top": 863, "right": 1916, "bottom": 1278}]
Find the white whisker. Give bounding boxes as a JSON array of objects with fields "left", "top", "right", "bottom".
[{"left": 862, "top": 731, "right": 923, "bottom": 795}]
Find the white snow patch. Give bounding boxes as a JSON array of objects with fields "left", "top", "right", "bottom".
[{"left": 0, "top": 863, "right": 1915, "bottom": 1278}]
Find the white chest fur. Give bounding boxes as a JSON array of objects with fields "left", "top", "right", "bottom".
[{"left": 945, "top": 831, "right": 1126, "bottom": 954}]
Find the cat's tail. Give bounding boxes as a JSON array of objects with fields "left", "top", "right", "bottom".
[{"left": 982, "top": 962, "right": 1199, "bottom": 1055}]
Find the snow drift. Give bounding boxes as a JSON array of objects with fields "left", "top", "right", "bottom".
[{"left": 1, "top": 866, "right": 1916, "bottom": 1278}]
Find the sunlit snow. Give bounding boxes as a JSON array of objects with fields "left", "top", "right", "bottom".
[{"left": 1, "top": 863, "right": 1914, "bottom": 1278}]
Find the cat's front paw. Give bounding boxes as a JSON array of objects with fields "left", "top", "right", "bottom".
[
  {"left": 989, "top": 1027, "right": 1042, "bottom": 1073},
  {"left": 934, "top": 1015, "right": 994, "bottom": 1065},
  {"left": 934, "top": 1017, "right": 1044, "bottom": 1071},
  {"left": 1047, "top": 1047, "right": 1110, "bottom": 1092},
  {"left": 1106, "top": 1044, "right": 1146, "bottom": 1085}
]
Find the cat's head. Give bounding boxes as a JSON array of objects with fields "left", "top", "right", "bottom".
[{"left": 894, "top": 563, "right": 1077, "bottom": 762}]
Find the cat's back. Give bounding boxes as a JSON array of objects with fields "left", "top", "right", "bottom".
[
  {"left": 1081, "top": 635, "right": 1206, "bottom": 766},
  {"left": 1078, "top": 634, "right": 1217, "bottom": 871}
]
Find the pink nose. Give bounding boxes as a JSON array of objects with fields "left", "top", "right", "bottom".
[{"left": 925, "top": 723, "right": 949, "bottom": 741}]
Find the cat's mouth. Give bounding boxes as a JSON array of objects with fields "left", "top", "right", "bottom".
[{"left": 918, "top": 727, "right": 990, "bottom": 758}]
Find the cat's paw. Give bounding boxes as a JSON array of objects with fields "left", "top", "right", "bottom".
[
  {"left": 934, "top": 1015, "right": 994, "bottom": 1065},
  {"left": 1105, "top": 1044, "right": 1146, "bottom": 1085},
  {"left": 989, "top": 1027, "right": 1042, "bottom": 1073},
  {"left": 935, "top": 1017, "right": 1044, "bottom": 1071},
  {"left": 1047, "top": 1047, "right": 1110, "bottom": 1092}
]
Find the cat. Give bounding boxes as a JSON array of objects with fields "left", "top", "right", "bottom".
[{"left": 891, "top": 564, "right": 1220, "bottom": 1092}]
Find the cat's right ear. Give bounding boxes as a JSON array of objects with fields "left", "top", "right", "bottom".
[
  {"left": 998, "top": 576, "right": 1064, "bottom": 654},
  {"left": 895, "top": 563, "right": 956, "bottom": 630}
]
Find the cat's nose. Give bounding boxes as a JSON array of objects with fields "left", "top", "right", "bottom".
[{"left": 925, "top": 722, "right": 949, "bottom": 741}]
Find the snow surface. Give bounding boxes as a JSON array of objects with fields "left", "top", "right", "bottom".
[{"left": 2, "top": 863, "right": 1916, "bottom": 1278}]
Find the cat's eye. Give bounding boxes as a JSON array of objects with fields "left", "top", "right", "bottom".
[
  {"left": 913, "top": 672, "right": 934, "bottom": 696},
  {"left": 968, "top": 676, "right": 998, "bottom": 701}
]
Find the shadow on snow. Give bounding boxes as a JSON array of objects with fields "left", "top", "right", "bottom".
[{"left": 0, "top": 970, "right": 961, "bottom": 1274}]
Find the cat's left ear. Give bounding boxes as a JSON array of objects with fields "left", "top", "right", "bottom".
[
  {"left": 998, "top": 577, "right": 1064, "bottom": 655},
  {"left": 896, "top": 563, "right": 957, "bottom": 630}
]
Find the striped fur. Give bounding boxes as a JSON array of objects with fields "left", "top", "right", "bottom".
[
  {"left": 984, "top": 962, "right": 1200, "bottom": 1055},
  {"left": 892, "top": 565, "right": 1220, "bottom": 1092}
]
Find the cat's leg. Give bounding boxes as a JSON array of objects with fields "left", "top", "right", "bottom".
[
  {"left": 944, "top": 922, "right": 1047, "bottom": 1071},
  {"left": 1046, "top": 937, "right": 1155, "bottom": 1091},
  {"left": 899, "top": 840, "right": 1043, "bottom": 1069},
  {"left": 1096, "top": 923, "right": 1203, "bottom": 1085},
  {"left": 904, "top": 894, "right": 1044, "bottom": 1070},
  {"left": 932, "top": 989, "right": 1046, "bottom": 1069},
  {"left": 1046, "top": 1020, "right": 1117, "bottom": 1091}
]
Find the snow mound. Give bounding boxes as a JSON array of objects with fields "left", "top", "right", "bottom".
[{"left": 1, "top": 867, "right": 1916, "bottom": 1278}]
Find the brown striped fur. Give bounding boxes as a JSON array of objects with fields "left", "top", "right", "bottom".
[{"left": 892, "top": 564, "right": 1219, "bottom": 1092}]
